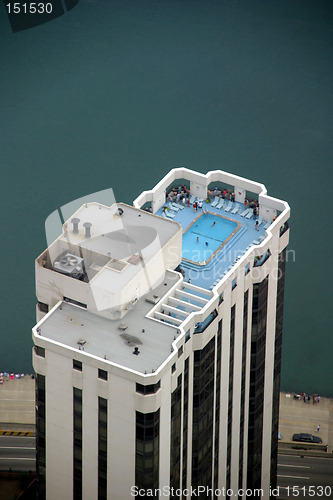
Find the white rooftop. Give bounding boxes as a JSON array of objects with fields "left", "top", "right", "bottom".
[{"left": 36, "top": 271, "right": 181, "bottom": 375}]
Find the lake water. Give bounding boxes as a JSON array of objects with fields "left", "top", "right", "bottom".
[{"left": 0, "top": 0, "right": 332, "bottom": 396}]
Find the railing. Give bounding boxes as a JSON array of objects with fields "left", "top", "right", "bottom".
[
  {"left": 253, "top": 249, "right": 271, "bottom": 267},
  {"left": 280, "top": 221, "right": 289, "bottom": 237},
  {"left": 194, "top": 309, "right": 218, "bottom": 334}
]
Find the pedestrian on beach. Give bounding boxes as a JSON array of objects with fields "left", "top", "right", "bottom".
[{"left": 316, "top": 424, "right": 320, "bottom": 432}]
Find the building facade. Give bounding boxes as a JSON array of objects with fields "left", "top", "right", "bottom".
[{"left": 33, "top": 168, "right": 290, "bottom": 499}]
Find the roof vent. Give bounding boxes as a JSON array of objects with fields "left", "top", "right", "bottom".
[
  {"left": 133, "top": 347, "right": 140, "bottom": 355},
  {"left": 117, "top": 207, "right": 124, "bottom": 216},
  {"left": 71, "top": 218, "right": 80, "bottom": 234},
  {"left": 83, "top": 222, "right": 92, "bottom": 238},
  {"left": 119, "top": 323, "right": 128, "bottom": 331},
  {"left": 146, "top": 294, "right": 160, "bottom": 305},
  {"left": 77, "top": 339, "right": 86, "bottom": 349}
]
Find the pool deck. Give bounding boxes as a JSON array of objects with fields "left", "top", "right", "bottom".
[{"left": 157, "top": 199, "right": 268, "bottom": 289}]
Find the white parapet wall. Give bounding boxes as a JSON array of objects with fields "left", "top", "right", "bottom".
[{"left": 133, "top": 167, "right": 288, "bottom": 224}]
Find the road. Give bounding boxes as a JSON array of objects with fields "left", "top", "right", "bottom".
[
  {"left": 277, "top": 452, "right": 333, "bottom": 499},
  {"left": 0, "top": 435, "right": 36, "bottom": 472}
]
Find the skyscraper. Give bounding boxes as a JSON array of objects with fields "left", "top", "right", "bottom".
[{"left": 33, "top": 168, "right": 290, "bottom": 499}]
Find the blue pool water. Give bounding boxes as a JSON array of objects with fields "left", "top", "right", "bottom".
[{"left": 182, "top": 213, "right": 238, "bottom": 263}]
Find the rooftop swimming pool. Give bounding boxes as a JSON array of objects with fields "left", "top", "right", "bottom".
[{"left": 182, "top": 212, "right": 239, "bottom": 264}]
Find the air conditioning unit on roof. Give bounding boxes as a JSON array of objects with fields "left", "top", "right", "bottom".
[{"left": 53, "top": 253, "right": 84, "bottom": 279}]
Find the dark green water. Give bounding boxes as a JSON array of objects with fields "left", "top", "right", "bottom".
[{"left": 0, "top": 1, "right": 332, "bottom": 395}]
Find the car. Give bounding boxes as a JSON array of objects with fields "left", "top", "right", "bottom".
[{"left": 292, "top": 433, "right": 322, "bottom": 444}]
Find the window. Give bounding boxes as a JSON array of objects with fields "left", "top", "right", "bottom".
[
  {"left": 63, "top": 297, "right": 87, "bottom": 309},
  {"left": 218, "top": 292, "right": 224, "bottom": 305},
  {"left": 185, "top": 330, "right": 191, "bottom": 343},
  {"left": 73, "top": 359, "right": 82, "bottom": 371},
  {"left": 136, "top": 410, "right": 160, "bottom": 491},
  {"left": 245, "top": 263, "right": 250, "bottom": 275},
  {"left": 178, "top": 345, "right": 183, "bottom": 358},
  {"left": 38, "top": 302, "right": 48, "bottom": 313},
  {"left": 192, "top": 337, "right": 215, "bottom": 489},
  {"left": 35, "top": 346, "right": 45, "bottom": 358},
  {"left": 98, "top": 397, "right": 107, "bottom": 499},
  {"left": 73, "top": 388, "right": 82, "bottom": 499},
  {"left": 136, "top": 381, "right": 161, "bottom": 395},
  {"left": 232, "top": 277, "right": 237, "bottom": 290},
  {"left": 98, "top": 369, "right": 107, "bottom": 381},
  {"left": 170, "top": 375, "right": 182, "bottom": 492},
  {"left": 171, "top": 363, "right": 176, "bottom": 374}
]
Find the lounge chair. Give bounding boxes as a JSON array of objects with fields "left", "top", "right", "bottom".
[
  {"left": 225, "top": 201, "right": 233, "bottom": 212},
  {"left": 246, "top": 208, "right": 254, "bottom": 219},
  {"left": 231, "top": 203, "right": 239, "bottom": 214},
  {"left": 211, "top": 196, "right": 219, "bottom": 207},
  {"left": 172, "top": 202, "right": 184, "bottom": 210},
  {"left": 252, "top": 239, "right": 260, "bottom": 245},
  {"left": 264, "top": 220, "right": 271, "bottom": 229},
  {"left": 258, "top": 235, "right": 265, "bottom": 242},
  {"left": 190, "top": 196, "right": 196, "bottom": 204},
  {"left": 216, "top": 199, "right": 224, "bottom": 209},
  {"left": 240, "top": 209, "right": 250, "bottom": 217},
  {"left": 168, "top": 202, "right": 179, "bottom": 212},
  {"left": 257, "top": 216, "right": 263, "bottom": 226},
  {"left": 165, "top": 210, "right": 176, "bottom": 219}
]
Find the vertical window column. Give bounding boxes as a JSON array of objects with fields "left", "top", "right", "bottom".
[
  {"left": 214, "top": 320, "right": 222, "bottom": 497},
  {"left": 226, "top": 306, "right": 236, "bottom": 489},
  {"left": 182, "top": 358, "right": 189, "bottom": 497},
  {"left": 238, "top": 291, "right": 249, "bottom": 493},
  {"left": 135, "top": 410, "right": 160, "bottom": 495},
  {"left": 36, "top": 374, "right": 46, "bottom": 500},
  {"left": 192, "top": 336, "right": 215, "bottom": 490},
  {"left": 73, "top": 388, "right": 82, "bottom": 500},
  {"left": 271, "top": 249, "right": 286, "bottom": 488},
  {"left": 247, "top": 277, "right": 268, "bottom": 490},
  {"left": 98, "top": 397, "right": 108, "bottom": 500},
  {"left": 170, "top": 375, "right": 182, "bottom": 497}
]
